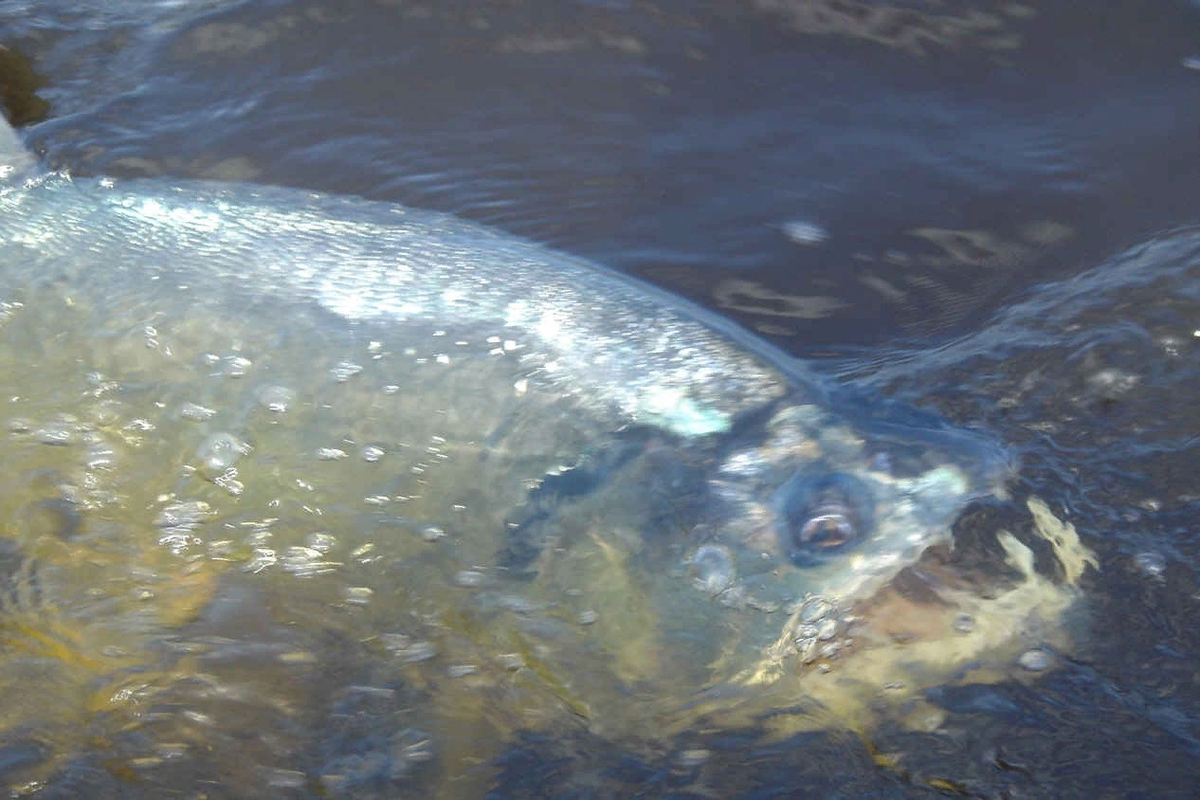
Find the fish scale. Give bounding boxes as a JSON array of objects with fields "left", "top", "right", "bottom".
[{"left": 2, "top": 169, "right": 794, "bottom": 438}]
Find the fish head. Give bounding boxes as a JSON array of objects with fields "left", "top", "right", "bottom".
[
  {"left": 690, "top": 396, "right": 1014, "bottom": 611},
  {"left": 508, "top": 389, "right": 1018, "bottom": 710}
]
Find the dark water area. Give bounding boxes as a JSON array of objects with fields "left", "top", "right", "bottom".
[
  {"left": 3, "top": 0, "right": 1200, "bottom": 797},
  {"left": 12, "top": 0, "right": 1200, "bottom": 350}
]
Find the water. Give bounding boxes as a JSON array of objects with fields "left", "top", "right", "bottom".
[{"left": 2, "top": 0, "right": 1200, "bottom": 796}]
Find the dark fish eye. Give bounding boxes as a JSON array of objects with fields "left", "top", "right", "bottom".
[
  {"left": 798, "top": 511, "right": 855, "bottom": 550},
  {"left": 770, "top": 472, "right": 875, "bottom": 567}
]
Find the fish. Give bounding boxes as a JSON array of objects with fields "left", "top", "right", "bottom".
[
  {"left": 0, "top": 109, "right": 1015, "bottom": 646},
  {"left": 0, "top": 113, "right": 1019, "bottom": 785}
]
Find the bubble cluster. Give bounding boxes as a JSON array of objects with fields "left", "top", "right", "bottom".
[{"left": 195, "top": 432, "right": 246, "bottom": 479}]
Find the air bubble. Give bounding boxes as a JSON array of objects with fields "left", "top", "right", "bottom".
[
  {"left": 266, "top": 770, "right": 307, "bottom": 789},
  {"left": 360, "top": 445, "right": 385, "bottom": 463},
  {"left": 380, "top": 633, "right": 437, "bottom": 662},
  {"left": 258, "top": 385, "right": 296, "bottom": 413},
  {"left": 343, "top": 587, "right": 373, "bottom": 606},
  {"left": 796, "top": 637, "right": 819, "bottom": 664},
  {"left": 155, "top": 500, "right": 213, "bottom": 536},
  {"left": 214, "top": 473, "right": 244, "bottom": 497},
  {"left": 1134, "top": 551, "right": 1167, "bottom": 579},
  {"left": 330, "top": 361, "right": 363, "bottom": 382},
  {"left": 196, "top": 432, "right": 245, "bottom": 479},
  {"left": 244, "top": 547, "right": 277, "bottom": 573},
  {"left": 1085, "top": 368, "right": 1139, "bottom": 401},
  {"left": 223, "top": 355, "right": 252, "bottom": 378},
  {"left": 307, "top": 532, "right": 337, "bottom": 552},
  {"left": 395, "top": 729, "right": 436, "bottom": 766},
  {"left": 401, "top": 643, "right": 437, "bottom": 662},
  {"left": 179, "top": 402, "right": 216, "bottom": 422},
  {"left": 453, "top": 570, "right": 486, "bottom": 588},
  {"left": 780, "top": 219, "right": 828, "bottom": 245},
  {"left": 420, "top": 525, "right": 446, "bottom": 542},
  {"left": 88, "top": 399, "right": 123, "bottom": 427},
  {"left": 818, "top": 641, "right": 841, "bottom": 659},
  {"left": 718, "top": 450, "right": 768, "bottom": 479},
  {"left": 799, "top": 597, "right": 832, "bottom": 624},
  {"left": 690, "top": 545, "right": 736, "bottom": 594},
  {"left": 85, "top": 442, "right": 117, "bottom": 470},
  {"left": 316, "top": 447, "right": 348, "bottom": 461},
  {"left": 1018, "top": 648, "right": 1053, "bottom": 672},
  {"left": 36, "top": 419, "right": 77, "bottom": 446},
  {"left": 281, "top": 546, "right": 340, "bottom": 576}
]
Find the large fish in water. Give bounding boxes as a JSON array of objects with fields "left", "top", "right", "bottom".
[
  {"left": 0, "top": 114, "right": 1046, "bottom": 790},
  {"left": 0, "top": 113, "right": 1007, "bottom": 596}
]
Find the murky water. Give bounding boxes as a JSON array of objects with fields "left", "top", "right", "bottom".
[{"left": 2, "top": 1, "right": 1200, "bottom": 797}]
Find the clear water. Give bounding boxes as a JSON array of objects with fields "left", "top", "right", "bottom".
[{"left": 2, "top": 1, "right": 1200, "bottom": 796}]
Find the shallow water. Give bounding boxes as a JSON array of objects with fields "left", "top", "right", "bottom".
[{"left": 2, "top": 1, "right": 1200, "bottom": 796}]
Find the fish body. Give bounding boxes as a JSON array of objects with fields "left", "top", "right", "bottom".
[
  {"left": 0, "top": 114, "right": 1009, "bottom": 678},
  {"left": 0, "top": 113, "right": 1042, "bottom": 791}
]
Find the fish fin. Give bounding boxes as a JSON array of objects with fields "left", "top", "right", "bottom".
[{"left": 495, "top": 427, "right": 658, "bottom": 577}]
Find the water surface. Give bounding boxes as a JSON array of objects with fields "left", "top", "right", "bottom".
[{"left": 2, "top": 1, "right": 1200, "bottom": 796}]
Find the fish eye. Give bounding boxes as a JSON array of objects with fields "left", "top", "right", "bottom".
[{"left": 770, "top": 472, "right": 875, "bottom": 567}]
